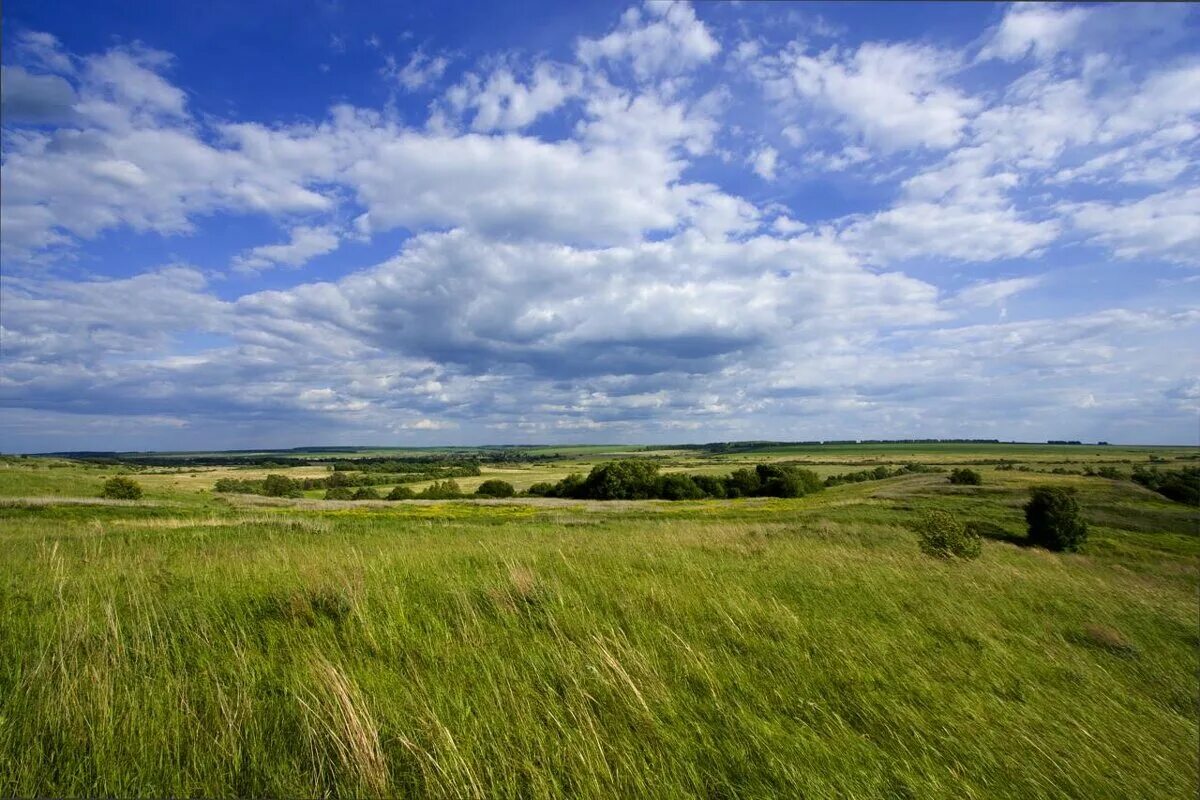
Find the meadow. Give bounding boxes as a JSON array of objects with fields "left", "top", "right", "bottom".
[{"left": 0, "top": 444, "right": 1196, "bottom": 798}]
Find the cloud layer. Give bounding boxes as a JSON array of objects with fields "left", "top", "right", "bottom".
[{"left": 1, "top": 3, "right": 1198, "bottom": 449}]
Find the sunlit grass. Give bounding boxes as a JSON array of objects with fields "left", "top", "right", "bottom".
[{"left": 0, "top": 455, "right": 1196, "bottom": 797}]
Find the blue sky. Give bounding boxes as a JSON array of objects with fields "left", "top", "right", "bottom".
[{"left": 1, "top": 1, "right": 1197, "bottom": 451}]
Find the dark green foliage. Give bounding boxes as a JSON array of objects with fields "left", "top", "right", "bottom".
[
  {"left": 1024, "top": 487, "right": 1088, "bottom": 551},
  {"left": 475, "top": 479, "right": 515, "bottom": 498},
  {"left": 263, "top": 474, "right": 303, "bottom": 498},
  {"left": 527, "top": 461, "right": 826, "bottom": 501},
  {"left": 948, "top": 468, "right": 982, "bottom": 486},
  {"left": 352, "top": 487, "right": 381, "bottom": 500},
  {"left": 213, "top": 478, "right": 259, "bottom": 494},
  {"left": 583, "top": 460, "right": 662, "bottom": 500},
  {"left": 324, "top": 487, "right": 354, "bottom": 500},
  {"left": 417, "top": 480, "right": 462, "bottom": 500},
  {"left": 691, "top": 474, "right": 727, "bottom": 498},
  {"left": 823, "top": 462, "right": 942, "bottom": 486},
  {"left": 386, "top": 485, "right": 415, "bottom": 501},
  {"left": 99, "top": 475, "right": 143, "bottom": 500},
  {"left": 1131, "top": 466, "right": 1199, "bottom": 505},
  {"left": 656, "top": 473, "right": 705, "bottom": 501},
  {"left": 724, "top": 468, "right": 760, "bottom": 498},
  {"left": 917, "top": 510, "right": 981, "bottom": 559},
  {"left": 754, "top": 464, "right": 822, "bottom": 498}
]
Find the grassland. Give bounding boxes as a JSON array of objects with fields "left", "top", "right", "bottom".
[{"left": 0, "top": 445, "right": 1196, "bottom": 798}]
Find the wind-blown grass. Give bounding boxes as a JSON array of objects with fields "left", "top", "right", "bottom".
[{"left": 0, "top": 460, "right": 1196, "bottom": 798}]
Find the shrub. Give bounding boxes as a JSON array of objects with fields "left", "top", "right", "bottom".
[
  {"left": 691, "top": 474, "right": 727, "bottom": 498},
  {"left": 352, "top": 487, "right": 381, "bottom": 500},
  {"left": 386, "top": 485, "right": 415, "bottom": 500},
  {"left": 656, "top": 473, "right": 705, "bottom": 500},
  {"left": 524, "top": 482, "right": 555, "bottom": 497},
  {"left": 263, "top": 474, "right": 302, "bottom": 497},
  {"left": 582, "top": 460, "right": 661, "bottom": 500},
  {"left": 724, "top": 468, "right": 761, "bottom": 498},
  {"left": 917, "top": 510, "right": 981, "bottom": 559},
  {"left": 1024, "top": 486, "right": 1088, "bottom": 551},
  {"left": 418, "top": 480, "right": 462, "bottom": 500},
  {"left": 324, "top": 487, "right": 354, "bottom": 500},
  {"left": 475, "top": 479, "right": 515, "bottom": 498},
  {"left": 948, "top": 468, "right": 982, "bottom": 486},
  {"left": 100, "top": 475, "right": 143, "bottom": 500}
]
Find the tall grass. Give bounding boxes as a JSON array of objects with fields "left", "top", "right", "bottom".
[{"left": 0, "top": 465, "right": 1196, "bottom": 798}]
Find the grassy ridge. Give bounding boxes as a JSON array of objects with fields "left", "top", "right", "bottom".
[{"left": 0, "top": 458, "right": 1197, "bottom": 797}]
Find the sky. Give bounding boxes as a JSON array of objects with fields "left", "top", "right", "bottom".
[{"left": 1, "top": 1, "right": 1198, "bottom": 452}]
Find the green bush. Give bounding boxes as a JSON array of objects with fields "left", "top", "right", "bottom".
[
  {"left": 324, "top": 487, "right": 354, "bottom": 500},
  {"left": 352, "top": 487, "right": 381, "bottom": 500},
  {"left": 583, "top": 460, "right": 661, "bottom": 500},
  {"left": 1025, "top": 486, "right": 1088, "bottom": 551},
  {"left": 917, "top": 510, "right": 981, "bottom": 559},
  {"left": 475, "top": 479, "right": 515, "bottom": 498},
  {"left": 948, "top": 468, "right": 982, "bottom": 486},
  {"left": 263, "top": 474, "right": 302, "bottom": 498},
  {"left": 386, "top": 485, "right": 415, "bottom": 500},
  {"left": 100, "top": 475, "right": 143, "bottom": 500},
  {"left": 525, "top": 482, "right": 555, "bottom": 497},
  {"left": 656, "top": 473, "right": 705, "bottom": 500},
  {"left": 418, "top": 480, "right": 462, "bottom": 500}
]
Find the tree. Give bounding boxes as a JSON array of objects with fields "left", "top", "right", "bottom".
[
  {"left": 100, "top": 475, "right": 143, "bottom": 500},
  {"left": 691, "top": 474, "right": 727, "bottom": 498},
  {"left": 948, "top": 468, "right": 982, "bottom": 486},
  {"left": 263, "top": 474, "right": 302, "bottom": 497},
  {"left": 724, "top": 468, "right": 761, "bottom": 498},
  {"left": 656, "top": 473, "right": 705, "bottom": 500},
  {"left": 386, "top": 485, "right": 415, "bottom": 500},
  {"left": 352, "top": 486, "right": 381, "bottom": 500},
  {"left": 754, "top": 464, "right": 824, "bottom": 497},
  {"left": 418, "top": 480, "right": 462, "bottom": 499},
  {"left": 1025, "top": 486, "right": 1088, "bottom": 551},
  {"left": 475, "top": 479, "right": 515, "bottom": 498},
  {"left": 525, "top": 482, "right": 555, "bottom": 497},
  {"left": 582, "top": 460, "right": 661, "bottom": 500},
  {"left": 324, "top": 487, "right": 354, "bottom": 500}
]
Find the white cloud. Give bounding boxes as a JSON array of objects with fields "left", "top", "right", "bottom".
[
  {"left": 754, "top": 41, "right": 981, "bottom": 151},
  {"left": 444, "top": 62, "right": 581, "bottom": 131},
  {"left": 233, "top": 226, "right": 341, "bottom": 271},
  {"left": 391, "top": 48, "right": 449, "bottom": 91},
  {"left": 577, "top": 1, "right": 719, "bottom": 80},
  {"left": 750, "top": 146, "right": 778, "bottom": 180},
  {"left": 1067, "top": 187, "right": 1200, "bottom": 266},
  {"left": 978, "top": 5, "right": 1089, "bottom": 62}
]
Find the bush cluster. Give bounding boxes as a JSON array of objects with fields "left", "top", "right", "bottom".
[
  {"left": 824, "top": 463, "right": 942, "bottom": 486},
  {"left": 475, "top": 479, "right": 515, "bottom": 498},
  {"left": 526, "top": 461, "right": 824, "bottom": 501},
  {"left": 100, "top": 475, "right": 143, "bottom": 500},
  {"left": 1130, "top": 466, "right": 1199, "bottom": 506},
  {"left": 948, "top": 468, "right": 983, "bottom": 486}
]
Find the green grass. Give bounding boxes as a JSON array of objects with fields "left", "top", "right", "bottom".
[{"left": 0, "top": 454, "right": 1197, "bottom": 798}]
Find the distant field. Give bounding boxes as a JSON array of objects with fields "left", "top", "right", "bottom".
[{"left": 0, "top": 446, "right": 1196, "bottom": 798}]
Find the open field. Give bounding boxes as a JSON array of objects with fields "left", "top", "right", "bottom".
[{"left": 0, "top": 445, "right": 1197, "bottom": 798}]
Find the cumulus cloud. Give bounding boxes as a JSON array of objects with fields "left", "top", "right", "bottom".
[
  {"left": 753, "top": 41, "right": 981, "bottom": 151},
  {"left": 1, "top": 4, "right": 1198, "bottom": 449},
  {"left": 233, "top": 226, "right": 341, "bottom": 271},
  {"left": 1067, "top": 187, "right": 1200, "bottom": 266},
  {"left": 577, "top": 1, "right": 720, "bottom": 80}
]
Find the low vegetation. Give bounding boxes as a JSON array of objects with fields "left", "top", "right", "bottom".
[
  {"left": 1, "top": 444, "right": 1196, "bottom": 798},
  {"left": 1025, "top": 486, "right": 1089, "bottom": 552},
  {"left": 99, "top": 475, "right": 142, "bottom": 499}
]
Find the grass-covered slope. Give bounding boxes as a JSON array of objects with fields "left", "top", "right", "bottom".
[{"left": 0, "top": 457, "right": 1196, "bottom": 798}]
